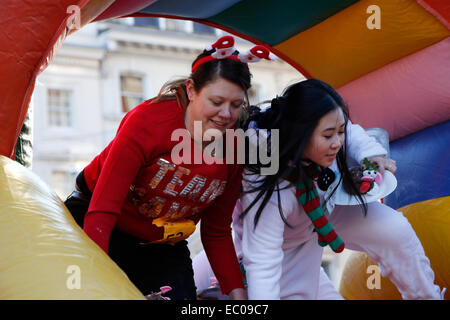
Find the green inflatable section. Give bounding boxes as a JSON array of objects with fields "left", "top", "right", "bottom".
[{"left": 206, "top": 0, "right": 358, "bottom": 45}]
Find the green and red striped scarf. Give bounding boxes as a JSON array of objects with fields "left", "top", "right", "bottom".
[{"left": 295, "top": 165, "right": 345, "bottom": 253}]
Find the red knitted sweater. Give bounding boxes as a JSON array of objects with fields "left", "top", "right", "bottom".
[{"left": 82, "top": 99, "right": 244, "bottom": 294}]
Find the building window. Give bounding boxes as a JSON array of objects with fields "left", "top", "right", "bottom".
[
  {"left": 160, "top": 18, "right": 192, "bottom": 33},
  {"left": 193, "top": 22, "right": 216, "bottom": 35},
  {"left": 134, "top": 17, "right": 160, "bottom": 28},
  {"left": 51, "top": 170, "right": 69, "bottom": 199},
  {"left": 47, "top": 88, "right": 73, "bottom": 127},
  {"left": 51, "top": 168, "right": 78, "bottom": 200},
  {"left": 120, "top": 75, "right": 144, "bottom": 113},
  {"left": 113, "top": 17, "right": 134, "bottom": 26}
]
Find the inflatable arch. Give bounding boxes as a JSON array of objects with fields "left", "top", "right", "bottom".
[{"left": 0, "top": 0, "right": 449, "bottom": 299}]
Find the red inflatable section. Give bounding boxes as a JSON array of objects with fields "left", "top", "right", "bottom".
[
  {"left": 0, "top": 0, "right": 89, "bottom": 158},
  {"left": 418, "top": 0, "right": 450, "bottom": 29},
  {"left": 93, "top": 0, "right": 157, "bottom": 21}
]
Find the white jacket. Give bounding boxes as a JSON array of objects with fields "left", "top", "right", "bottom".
[{"left": 233, "top": 121, "right": 387, "bottom": 299}]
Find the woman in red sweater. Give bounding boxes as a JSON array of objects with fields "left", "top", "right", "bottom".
[{"left": 64, "top": 36, "right": 260, "bottom": 300}]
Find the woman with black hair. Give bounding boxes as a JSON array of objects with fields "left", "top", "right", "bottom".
[{"left": 236, "top": 79, "right": 444, "bottom": 300}]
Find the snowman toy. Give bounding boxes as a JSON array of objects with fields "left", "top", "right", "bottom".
[{"left": 360, "top": 158, "right": 383, "bottom": 195}]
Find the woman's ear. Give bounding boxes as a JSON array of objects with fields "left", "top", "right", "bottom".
[{"left": 186, "top": 79, "right": 195, "bottom": 101}]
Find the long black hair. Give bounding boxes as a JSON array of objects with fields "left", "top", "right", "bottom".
[{"left": 241, "top": 79, "right": 367, "bottom": 228}]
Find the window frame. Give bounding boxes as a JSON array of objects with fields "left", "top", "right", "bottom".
[
  {"left": 46, "top": 87, "right": 75, "bottom": 129},
  {"left": 119, "top": 73, "right": 145, "bottom": 113}
]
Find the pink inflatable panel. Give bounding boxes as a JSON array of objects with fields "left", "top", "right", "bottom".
[{"left": 338, "top": 37, "right": 450, "bottom": 141}]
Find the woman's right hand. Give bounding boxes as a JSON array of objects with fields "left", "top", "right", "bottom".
[{"left": 364, "top": 155, "right": 397, "bottom": 175}]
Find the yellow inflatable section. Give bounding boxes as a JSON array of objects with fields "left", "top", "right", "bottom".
[
  {"left": 339, "top": 196, "right": 450, "bottom": 300},
  {"left": 0, "top": 156, "right": 145, "bottom": 299},
  {"left": 274, "top": 0, "right": 450, "bottom": 88}
]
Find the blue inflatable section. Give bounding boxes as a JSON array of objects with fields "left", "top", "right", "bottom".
[
  {"left": 140, "top": 0, "right": 242, "bottom": 19},
  {"left": 384, "top": 120, "right": 450, "bottom": 210}
]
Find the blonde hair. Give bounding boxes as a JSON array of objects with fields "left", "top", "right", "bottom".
[{"left": 149, "top": 78, "right": 189, "bottom": 110}]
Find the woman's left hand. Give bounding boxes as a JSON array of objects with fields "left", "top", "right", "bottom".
[
  {"left": 364, "top": 156, "right": 397, "bottom": 175},
  {"left": 228, "top": 288, "right": 247, "bottom": 300}
]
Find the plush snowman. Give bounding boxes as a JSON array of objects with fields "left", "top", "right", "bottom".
[{"left": 361, "top": 158, "right": 383, "bottom": 195}]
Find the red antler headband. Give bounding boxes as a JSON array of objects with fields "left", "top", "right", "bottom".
[{"left": 191, "top": 36, "right": 276, "bottom": 73}]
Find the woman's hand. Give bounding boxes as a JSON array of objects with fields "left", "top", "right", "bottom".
[
  {"left": 364, "top": 155, "right": 397, "bottom": 175},
  {"left": 228, "top": 288, "right": 247, "bottom": 300}
]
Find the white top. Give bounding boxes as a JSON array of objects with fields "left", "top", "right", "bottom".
[{"left": 233, "top": 121, "right": 387, "bottom": 299}]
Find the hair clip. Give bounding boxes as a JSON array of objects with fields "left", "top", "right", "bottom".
[
  {"left": 192, "top": 36, "right": 276, "bottom": 73},
  {"left": 238, "top": 45, "right": 277, "bottom": 63},
  {"left": 206, "top": 36, "right": 236, "bottom": 59}
]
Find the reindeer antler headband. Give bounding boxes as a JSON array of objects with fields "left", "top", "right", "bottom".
[{"left": 191, "top": 36, "right": 276, "bottom": 73}]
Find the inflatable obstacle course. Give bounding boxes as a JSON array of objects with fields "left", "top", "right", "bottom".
[{"left": 1, "top": 0, "right": 449, "bottom": 300}]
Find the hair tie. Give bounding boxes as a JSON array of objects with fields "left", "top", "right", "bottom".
[
  {"left": 271, "top": 96, "right": 287, "bottom": 111},
  {"left": 243, "top": 105, "right": 262, "bottom": 130},
  {"left": 248, "top": 105, "right": 261, "bottom": 118}
]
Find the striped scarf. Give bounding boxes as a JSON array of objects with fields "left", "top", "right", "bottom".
[{"left": 295, "top": 165, "right": 345, "bottom": 253}]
